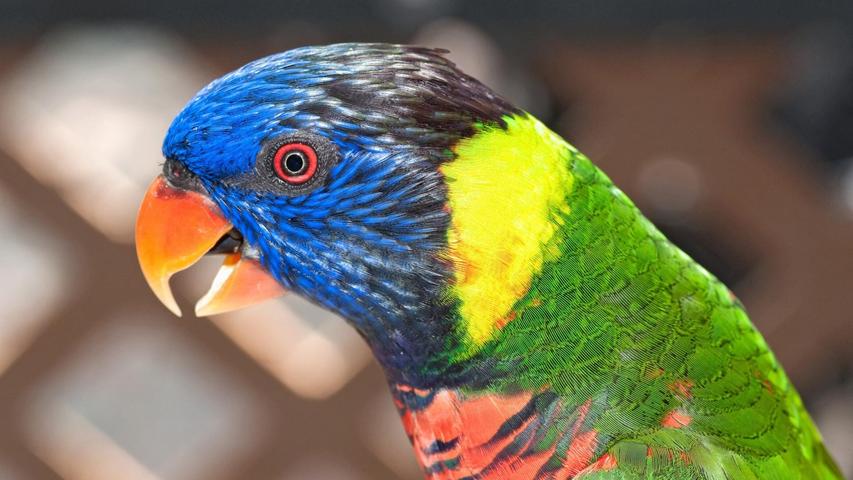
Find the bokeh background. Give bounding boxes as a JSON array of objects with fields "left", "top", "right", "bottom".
[{"left": 0, "top": 1, "right": 852, "bottom": 479}]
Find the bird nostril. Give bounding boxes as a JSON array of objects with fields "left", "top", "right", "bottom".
[{"left": 162, "top": 157, "right": 205, "bottom": 192}]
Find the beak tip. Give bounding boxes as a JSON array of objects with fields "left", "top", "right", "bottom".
[
  {"left": 193, "top": 299, "right": 216, "bottom": 317},
  {"left": 151, "top": 284, "right": 183, "bottom": 317},
  {"left": 195, "top": 297, "right": 245, "bottom": 317},
  {"left": 168, "top": 304, "right": 184, "bottom": 318}
]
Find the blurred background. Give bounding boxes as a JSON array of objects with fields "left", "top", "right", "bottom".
[{"left": 0, "top": 1, "right": 852, "bottom": 478}]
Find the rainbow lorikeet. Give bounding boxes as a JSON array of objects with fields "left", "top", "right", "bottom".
[{"left": 135, "top": 43, "right": 841, "bottom": 479}]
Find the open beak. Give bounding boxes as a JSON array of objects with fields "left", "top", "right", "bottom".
[{"left": 135, "top": 176, "right": 285, "bottom": 317}]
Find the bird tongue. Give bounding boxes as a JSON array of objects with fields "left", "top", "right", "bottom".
[{"left": 135, "top": 176, "right": 285, "bottom": 317}]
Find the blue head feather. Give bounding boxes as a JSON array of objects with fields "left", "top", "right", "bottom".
[{"left": 162, "top": 43, "right": 516, "bottom": 383}]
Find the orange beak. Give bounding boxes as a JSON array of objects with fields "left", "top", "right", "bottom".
[{"left": 135, "top": 176, "right": 285, "bottom": 317}]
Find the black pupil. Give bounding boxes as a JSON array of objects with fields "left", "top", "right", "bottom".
[{"left": 284, "top": 152, "right": 306, "bottom": 175}]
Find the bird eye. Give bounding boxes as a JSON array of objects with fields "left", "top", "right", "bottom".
[
  {"left": 251, "top": 131, "right": 337, "bottom": 196},
  {"left": 273, "top": 143, "right": 318, "bottom": 185}
]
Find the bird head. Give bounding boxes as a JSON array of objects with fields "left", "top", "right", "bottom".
[{"left": 136, "top": 43, "right": 568, "bottom": 382}]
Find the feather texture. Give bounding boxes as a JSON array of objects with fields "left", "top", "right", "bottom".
[{"left": 396, "top": 114, "right": 841, "bottom": 479}]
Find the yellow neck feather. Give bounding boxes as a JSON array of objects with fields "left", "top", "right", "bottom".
[{"left": 441, "top": 114, "right": 574, "bottom": 349}]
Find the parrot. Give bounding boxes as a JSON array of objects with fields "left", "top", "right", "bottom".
[{"left": 135, "top": 43, "right": 842, "bottom": 479}]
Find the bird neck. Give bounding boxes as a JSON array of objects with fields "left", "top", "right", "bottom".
[
  {"left": 376, "top": 112, "right": 694, "bottom": 392},
  {"left": 367, "top": 114, "right": 592, "bottom": 386},
  {"left": 353, "top": 114, "right": 579, "bottom": 386},
  {"left": 338, "top": 113, "right": 696, "bottom": 399},
  {"left": 380, "top": 140, "right": 694, "bottom": 477}
]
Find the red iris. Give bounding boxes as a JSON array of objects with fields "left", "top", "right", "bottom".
[{"left": 273, "top": 143, "right": 318, "bottom": 184}]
